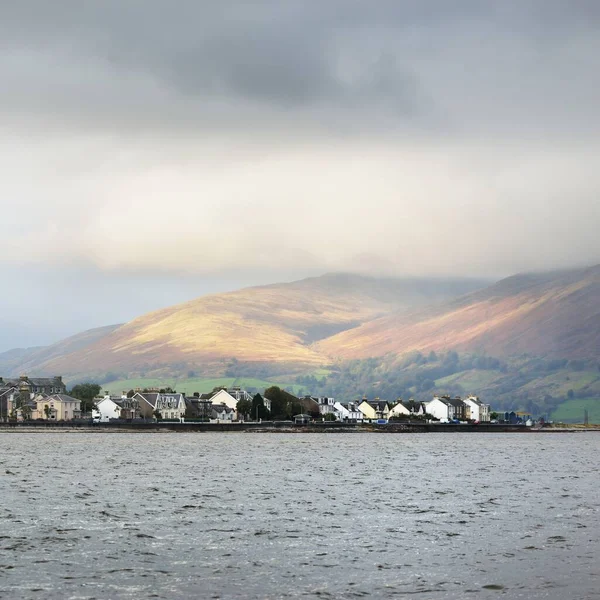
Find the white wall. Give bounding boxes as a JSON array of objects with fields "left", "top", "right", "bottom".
[
  {"left": 425, "top": 398, "right": 450, "bottom": 422},
  {"left": 93, "top": 397, "right": 121, "bottom": 422}
]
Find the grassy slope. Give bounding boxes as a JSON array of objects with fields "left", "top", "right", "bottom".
[
  {"left": 551, "top": 398, "right": 600, "bottom": 423},
  {"left": 435, "top": 369, "right": 502, "bottom": 391},
  {"left": 101, "top": 376, "right": 297, "bottom": 396}
]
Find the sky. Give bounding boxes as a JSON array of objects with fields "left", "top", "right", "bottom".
[{"left": 1, "top": 1, "right": 599, "bottom": 350}]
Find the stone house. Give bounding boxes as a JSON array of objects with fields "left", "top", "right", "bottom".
[{"left": 34, "top": 394, "right": 81, "bottom": 421}]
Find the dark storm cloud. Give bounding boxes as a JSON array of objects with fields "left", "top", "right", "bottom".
[{"left": 1, "top": 0, "right": 598, "bottom": 135}]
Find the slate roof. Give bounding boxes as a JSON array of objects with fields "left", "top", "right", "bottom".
[
  {"left": 137, "top": 393, "right": 159, "bottom": 407},
  {"left": 465, "top": 396, "right": 483, "bottom": 405},
  {"left": 2, "top": 377, "right": 64, "bottom": 388},
  {"left": 362, "top": 400, "right": 388, "bottom": 411},
  {"left": 44, "top": 394, "right": 80, "bottom": 403},
  {"left": 445, "top": 397, "right": 466, "bottom": 408}
]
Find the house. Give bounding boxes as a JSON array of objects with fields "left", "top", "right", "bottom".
[
  {"left": 155, "top": 393, "right": 187, "bottom": 420},
  {"left": 425, "top": 396, "right": 467, "bottom": 422},
  {"left": 296, "top": 396, "right": 320, "bottom": 416},
  {"left": 184, "top": 395, "right": 213, "bottom": 420},
  {"left": 93, "top": 396, "right": 123, "bottom": 422},
  {"left": 92, "top": 393, "right": 140, "bottom": 421},
  {"left": 116, "top": 396, "right": 141, "bottom": 419},
  {"left": 358, "top": 399, "right": 390, "bottom": 421},
  {"left": 198, "top": 388, "right": 258, "bottom": 415},
  {"left": 305, "top": 396, "right": 335, "bottom": 416},
  {"left": 2, "top": 380, "right": 42, "bottom": 420},
  {"left": 388, "top": 401, "right": 411, "bottom": 418},
  {"left": 34, "top": 394, "right": 81, "bottom": 421},
  {"left": 134, "top": 392, "right": 160, "bottom": 419},
  {"left": 0, "top": 375, "right": 67, "bottom": 421},
  {"left": 0, "top": 375, "right": 67, "bottom": 396},
  {"left": 425, "top": 396, "right": 452, "bottom": 422},
  {"left": 0, "top": 384, "right": 17, "bottom": 421},
  {"left": 333, "top": 401, "right": 363, "bottom": 422},
  {"left": 133, "top": 391, "right": 186, "bottom": 420},
  {"left": 211, "top": 403, "right": 235, "bottom": 422},
  {"left": 463, "top": 396, "right": 491, "bottom": 422},
  {"left": 294, "top": 413, "right": 312, "bottom": 424},
  {"left": 446, "top": 397, "right": 466, "bottom": 420}
]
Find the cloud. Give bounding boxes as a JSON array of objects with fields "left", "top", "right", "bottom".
[{"left": 0, "top": 0, "right": 599, "bottom": 283}]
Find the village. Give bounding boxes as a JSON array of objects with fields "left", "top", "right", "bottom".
[{"left": 0, "top": 374, "right": 509, "bottom": 426}]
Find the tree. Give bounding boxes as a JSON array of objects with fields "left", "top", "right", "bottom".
[
  {"left": 20, "top": 403, "right": 32, "bottom": 420},
  {"left": 264, "top": 386, "right": 286, "bottom": 418},
  {"left": 251, "top": 393, "right": 270, "bottom": 420},
  {"left": 264, "top": 386, "right": 299, "bottom": 419},
  {"left": 69, "top": 383, "right": 102, "bottom": 413},
  {"left": 153, "top": 409, "right": 162, "bottom": 421},
  {"left": 43, "top": 404, "right": 51, "bottom": 419},
  {"left": 324, "top": 412, "right": 336, "bottom": 421},
  {"left": 236, "top": 398, "right": 252, "bottom": 419},
  {"left": 127, "top": 389, "right": 135, "bottom": 398}
]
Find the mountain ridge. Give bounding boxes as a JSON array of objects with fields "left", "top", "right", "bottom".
[
  {"left": 316, "top": 265, "right": 600, "bottom": 360},
  {"left": 2, "top": 266, "right": 598, "bottom": 383},
  {"left": 0, "top": 273, "right": 488, "bottom": 379}
]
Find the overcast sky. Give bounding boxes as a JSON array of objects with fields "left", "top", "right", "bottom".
[{"left": 1, "top": 1, "right": 599, "bottom": 350}]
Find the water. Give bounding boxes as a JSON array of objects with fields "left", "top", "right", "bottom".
[{"left": 1, "top": 432, "right": 598, "bottom": 599}]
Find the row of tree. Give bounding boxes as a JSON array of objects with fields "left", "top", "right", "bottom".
[{"left": 236, "top": 387, "right": 319, "bottom": 421}]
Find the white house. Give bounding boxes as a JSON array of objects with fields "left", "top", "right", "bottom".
[
  {"left": 424, "top": 396, "right": 467, "bottom": 422},
  {"left": 199, "top": 389, "right": 241, "bottom": 414},
  {"left": 155, "top": 393, "right": 187, "bottom": 420},
  {"left": 333, "top": 401, "right": 363, "bottom": 422},
  {"left": 388, "top": 401, "right": 411, "bottom": 418},
  {"left": 93, "top": 396, "right": 123, "bottom": 422},
  {"left": 463, "top": 396, "right": 491, "bottom": 422},
  {"left": 424, "top": 397, "right": 452, "bottom": 422},
  {"left": 310, "top": 397, "right": 336, "bottom": 416},
  {"left": 133, "top": 391, "right": 186, "bottom": 420}
]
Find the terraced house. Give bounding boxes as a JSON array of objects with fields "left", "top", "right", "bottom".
[
  {"left": 133, "top": 391, "right": 186, "bottom": 420},
  {"left": 0, "top": 375, "right": 66, "bottom": 396}
]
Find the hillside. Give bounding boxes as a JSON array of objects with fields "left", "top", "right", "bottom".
[
  {"left": 0, "top": 273, "right": 485, "bottom": 380},
  {"left": 316, "top": 265, "right": 600, "bottom": 361}
]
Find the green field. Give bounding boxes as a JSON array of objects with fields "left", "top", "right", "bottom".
[
  {"left": 522, "top": 370, "right": 600, "bottom": 395},
  {"left": 435, "top": 369, "right": 501, "bottom": 391},
  {"left": 102, "top": 376, "right": 295, "bottom": 396},
  {"left": 551, "top": 397, "right": 600, "bottom": 424}
]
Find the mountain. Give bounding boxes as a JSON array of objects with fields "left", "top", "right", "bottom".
[
  {"left": 316, "top": 265, "right": 600, "bottom": 360},
  {"left": 0, "top": 324, "right": 123, "bottom": 376},
  {"left": 0, "top": 273, "right": 486, "bottom": 380}
]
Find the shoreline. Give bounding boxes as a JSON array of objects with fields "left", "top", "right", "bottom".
[{"left": 1, "top": 423, "right": 598, "bottom": 434}]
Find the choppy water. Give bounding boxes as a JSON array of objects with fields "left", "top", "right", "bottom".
[{"left": 1, "top": 432, "right": 599, "bottom": 599}]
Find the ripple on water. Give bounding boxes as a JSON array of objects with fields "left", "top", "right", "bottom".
[{"left": 0, "top": 432, "right": 599, "bottom": 599}]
